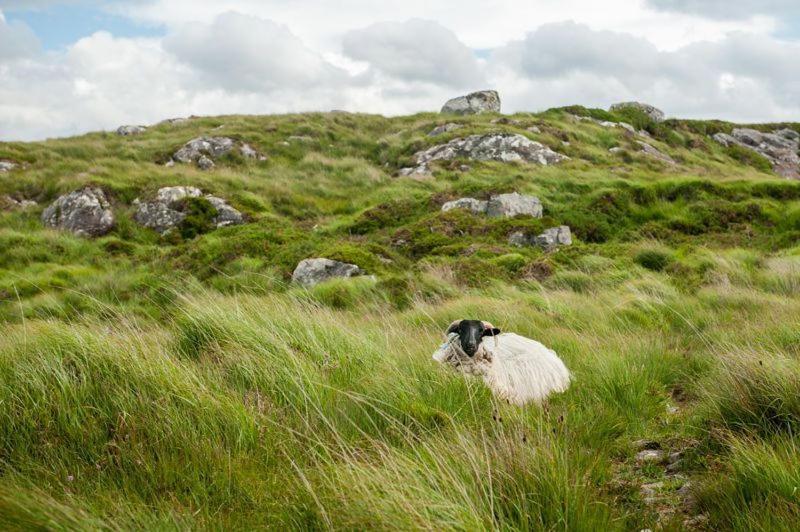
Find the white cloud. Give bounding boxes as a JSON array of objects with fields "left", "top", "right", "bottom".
[
  {"left": 163, "top": 12, "right": 347, "bottom": 92},
  {"left": 342, "top": 18, "right": 482, "bottom": 88},
  {"left": 0, "top": 11, "right": 40, "bottom": 61},
  {"left": 491, "top": 22, "right": 800, "bottom": 121},
  {"left": 0, "top": 5, "right": 799, "bottom": 140},
  {"left": 645, "top": 0, "right": 800, "bottom": 20}
]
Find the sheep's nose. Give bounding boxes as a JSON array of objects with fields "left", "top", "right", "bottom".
[{"left": 463, "top": 342, "right": 477, "bottom": 355}]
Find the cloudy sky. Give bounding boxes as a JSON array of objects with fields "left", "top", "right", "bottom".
[{"left": 1, "top": 0, "right": 799, "bottom": 141}]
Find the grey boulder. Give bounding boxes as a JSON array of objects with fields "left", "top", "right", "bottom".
[
  {"left": 400, "top": 133, "right": 568, "bottom": 176},
  {"left": 133, "top": 186, "right": 244, "bottom": 234},
  {"left": 441, "top": 197, "right": 488, "bottom": 214},
  {"left": 533, "top": 226, "right": 572, "bottom": 250},
  {"left": 42, "top": 187, "right": 114, "bottom": 237},
  {"left": 609, "top": 102, "right": 665, "bottom": 122},
  {"left": 116, "top": 125, "right": 147, "bottom": 136},
  {"left": 172, "top": 137, "right": 265, "bottom": 167},
  {"left": 441, "top": 90, "right": 501, "bottom": 115},
  {"left": 509, "top": 226, "right": 572, "bottom": 250},
  {"left": 487, "top": 192, "right": 542, "bottom": 218},
  {"left": 292, "top": 258, "right": 365, "bottom": 287}
]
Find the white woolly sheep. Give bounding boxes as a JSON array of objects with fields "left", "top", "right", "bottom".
[{"left": 432, "top": 319, "right": 570, "bottom": 405}]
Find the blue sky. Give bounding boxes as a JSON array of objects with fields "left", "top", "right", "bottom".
[
  {"left": 0, "top": 0, "right": 798, "bottom": 140},
  {"left": 5, "top": 4, "right": 163, "bottom": 50}
]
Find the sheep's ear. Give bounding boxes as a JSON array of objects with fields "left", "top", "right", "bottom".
[
  {"left": 481, "top": 322, "right": 501, "bottom": 336},
  {"left": 446, "top": 320, "right": 462, "bottom": 335}
]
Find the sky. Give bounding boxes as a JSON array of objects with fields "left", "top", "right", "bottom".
[{"left": 0, "top": 0, "right": 799, "bottom": 141}]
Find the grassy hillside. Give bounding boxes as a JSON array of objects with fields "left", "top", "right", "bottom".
[{"left": 1, "top": 107, "right": 800, "bottom": 530}]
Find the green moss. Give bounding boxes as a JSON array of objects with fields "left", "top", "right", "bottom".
[{"left": 176, "top": 197, "right": 218, "bottom": 240}]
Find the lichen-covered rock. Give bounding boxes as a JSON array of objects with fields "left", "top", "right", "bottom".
[
  {"left": 441, "top": 197, "right": 488, "bottom": 214},
  {"left": 0, "top": 160, "right": 17, "bottom": 172},
  {"left": 292, "top": 258, "right": 365, "bottom": 287},
  {"left": 172, "top": 137, "right": 265, "bottom": 167},
  {"left": 197, "top": 155, "right": 215, "bottom": 170},
  {"left": 205, "top": 195, "right": 245, "bottom": 227},
  {"left": 400, "top": 133, "right": 568, "bottom": 175},
  {"left": 441, "top": 90, "right": 501, "bottom": 115},
  {"left": 637, "top": 141, "right": 676, "bottom": 165},
  {"left": 486, "top": 192, "right": 542, "bottom": 218},
  {"left": 712, "top": 128, "right": 800, "bottom": 179},
  {"left": 156, "top": 186, "right": 201, "bottom": 204},
  {"left": 42, "top": 187, "right": 114, "bottom": 237},
  {"left": 428, "top": 123, "right": 462, "bottom": 137},
  {"left": 116, "top": 125, "right": 147, "bottom": 136},
  {"left": 508, "top": 231, "right": 528, "bottom": 247},
  {"left": 775, "top": 128, "right": 800, "bottom": 142},
  {"left": 609, "top": 102, "right": 665, "bottom": 122},
  {"left": 533, "top": 226, "right": 572, "bottom": 250},
  {"left": 134, "top": 186, "right": 243, "bottom": 234}
]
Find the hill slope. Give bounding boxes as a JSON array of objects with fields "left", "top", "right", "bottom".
[{"left": 1, "top": 107, "right": 800, "bottom": 529}]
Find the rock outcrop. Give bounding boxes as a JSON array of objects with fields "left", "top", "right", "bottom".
[
  {"left": 713, "top": 128, "right": 800, "bottom": 179},
  {"left": 42, "top": 187, "right": 114, "bottom": 237},
  {"left": 609, "top": 102, "right": 665, "bottom": 122},
  {"left": 401, "top": 133, "right": 568, "bottom": 176},
  {"left": 0, "top": 160, "right": 17, "bottom": 172},
  {"left": 509, "top": 226, "right": 572, "bottom": 250},
  {"left": 171, "top": 137, "right": 266, "bottom": 169},
  {"left": 133, "top": 186, "right": 244, "bottom": 234},
  {"left": 441, "top": 192, "right": 542, "bottom": 218},
  {"left": 292, "top": 258, "right": 365, "bottom": 287},
  {"left": 116, "top": 125, "right": 147, "bottom": 136},
  {"left": 441, "top": 90, "right": 501, "bottom": 115},
  {"left": 637, "top": 141, "right": 677, "bottom": 165}
]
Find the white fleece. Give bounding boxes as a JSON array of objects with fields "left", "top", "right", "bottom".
[{"left": 433, "top": 332, "right": 570, "bottom": 405}]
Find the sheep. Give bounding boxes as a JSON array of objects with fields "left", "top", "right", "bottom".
[{"left": 432, "top": 319, "right": 570, "bottom": 405}]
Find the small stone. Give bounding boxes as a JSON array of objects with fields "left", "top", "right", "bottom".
[
  {"left": 428, "top": 123, "right": 462, "bottom": 137},
  {"left": 116, "top": 125, "right": 147, "bottom": 136},
  {"left": 0, "top": 160, "right": 17, "bottom": 172},
  {"left": 636, "top": 449, "right": 666, "bottom": 464},
  {"left": 292, "top": 258, "right": 366, "bottom": 287},
  {"left": 508, "top": 231, "right": 529, "bottom": 247},
  {"left": 197, "top": 155, "right": 215, "bottom": 170},
  {"left": 637, "top": 141, "right": 676, "bottom": 165},
  {"left": 527, "top": 126, "right": 541, "bottom": 133},
  {"left": 640, "top": 482, "right": 664, "bottom": 499},
  {"left": 533, "top": 226, "right": 572, "bottom": 250}
]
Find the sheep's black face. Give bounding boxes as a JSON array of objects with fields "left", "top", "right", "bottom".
[{"left": 447, "top": 319, "right": 500, "bottom": 357}]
